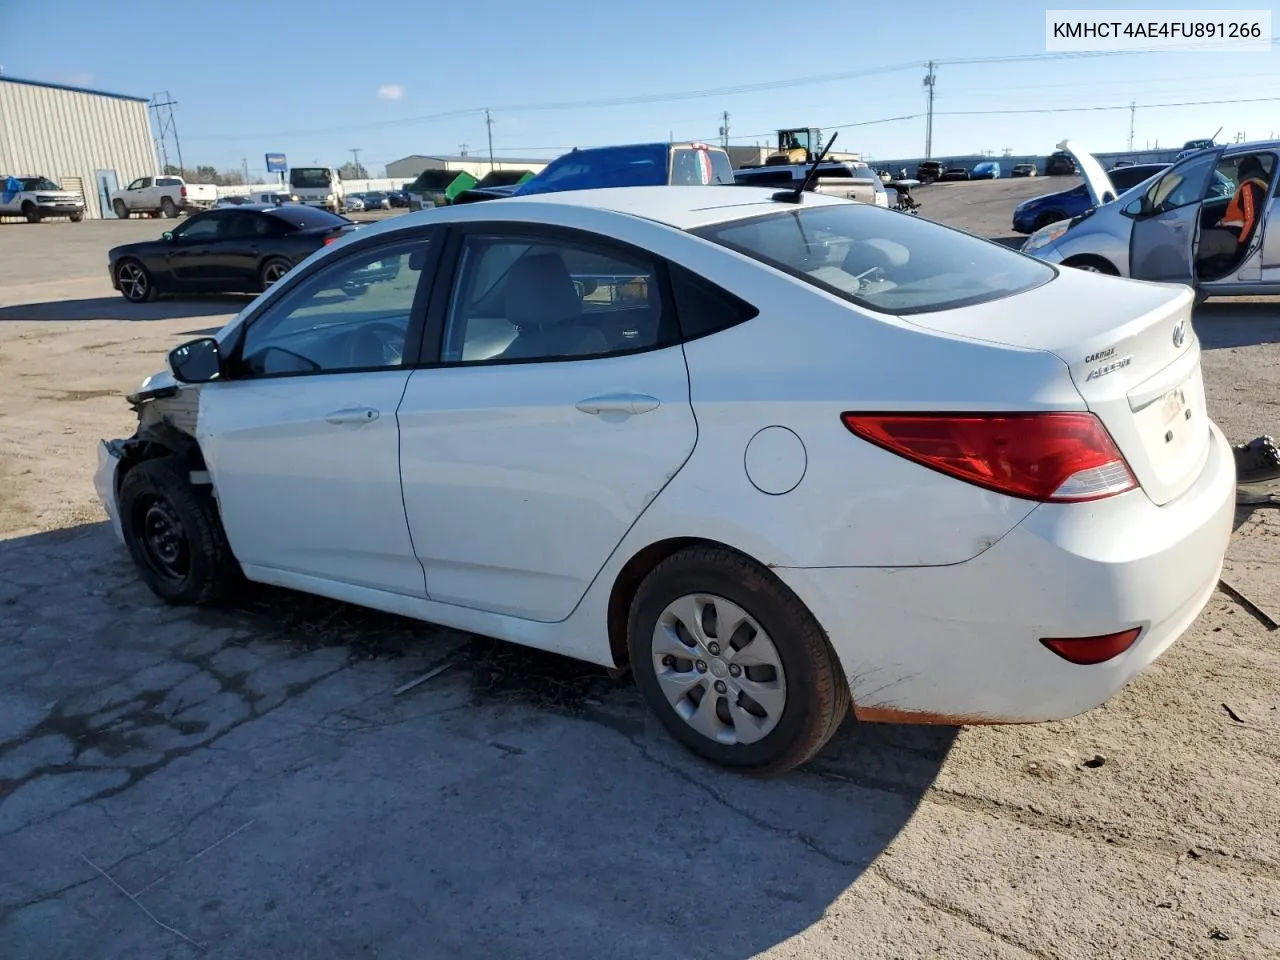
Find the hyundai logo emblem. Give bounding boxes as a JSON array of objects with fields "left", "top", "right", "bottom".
[{"left": 1172, "top": 320, "right": 1187, "bottom": 348}]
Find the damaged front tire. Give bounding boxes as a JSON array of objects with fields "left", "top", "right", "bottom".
[{"left": 119, "top": 456, "right": 239, "bottom": 604}]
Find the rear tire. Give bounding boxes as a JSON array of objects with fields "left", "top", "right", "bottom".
[
  {"left": 118, "top": 456, "right": 240, "bottom": 605},
  {"left": 628, "top": 546, "right": 850, "bottom": 775},
  {"left": 70, "top": 211, "right": 84, "bottom": 223},
  {"left": 113, "top": 200, "right": 129, "bottom": 220},
  {"left": 161, "top": 197, "right": 178, "bottom": 218},
  {"left": 259, "top": 257, "right": 292, "bottom": 290}
]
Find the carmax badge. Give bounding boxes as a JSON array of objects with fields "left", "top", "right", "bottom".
[{"left": 1086, "top": 355, "right": 1132, "bottom": 381}]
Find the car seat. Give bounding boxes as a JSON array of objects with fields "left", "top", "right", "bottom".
[{"left": 498, "top": 253, "right": 608, "bottom": 360}]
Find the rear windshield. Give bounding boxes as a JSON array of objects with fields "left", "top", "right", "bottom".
[
  {"left": 693, "top": 204, "right": 1054, "bottom": 315},
  {"left": 157, "top": 177, "right": 183, "bottom": 187},
  {"left": 263, "top": 205, "right": 349, "bottom": 230},
  {"left": 516, "top": 145, "right": 668, "bottom": 195}
]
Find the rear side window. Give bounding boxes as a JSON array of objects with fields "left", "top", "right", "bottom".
[
  {"left": 669, "top": 264, "right": 759, "bottom": 340},
  {"left": 694, "top": 204, "right": 1053, "bottom": 315}
]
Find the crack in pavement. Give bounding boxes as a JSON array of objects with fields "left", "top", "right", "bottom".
[
  {"left": 610, "top": 723, "right": 1052, "bottom": 957},
  {"left": 923, "top": 786, "right": 1280, "bottom": 881},
  {"left": 0, "top": 656, "right": 351, "bottom": 841}
]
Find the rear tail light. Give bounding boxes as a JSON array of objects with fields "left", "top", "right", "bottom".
[
  {"left": 323, "top": 233, "right": 339, "bottom": 245},
  {"left": 1040, "top": 628, "right": 1142, "bottom": 665},
  {"left": 180, "top": 185, "right": 188, "bottom": 198},
  {"left": 841, "top": 412, "right": 1136, "bottom": 503}
]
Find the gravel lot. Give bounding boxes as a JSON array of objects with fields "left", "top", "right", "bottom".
[{"left": 1, "top": 186, "right": 1277, "bottom": 960}]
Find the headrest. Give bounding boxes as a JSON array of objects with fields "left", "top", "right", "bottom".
[
  {"left": 843, "top": 238, "right": 909, "bottom": 274},
  {"left": 504, "top": 253, "right": 582, "bottom": 329}
]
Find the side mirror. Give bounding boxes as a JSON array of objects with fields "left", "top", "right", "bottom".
[
  {"left": 162, "top": 231, "right": 174, "bottom": 241},
  {"left": 168, "top": 337, "right": 222, "bottom": 384}
]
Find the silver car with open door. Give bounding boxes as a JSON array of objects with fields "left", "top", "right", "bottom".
[{"left": 1023, "top": 139, "right": 1279, "bottom": 300}]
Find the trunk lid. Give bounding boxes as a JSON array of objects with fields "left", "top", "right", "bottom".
[
  {"left": 904, "top": 268, "right": 1208, "bottom": 506},
  {"left": 1058, "top": 139, "right": 1118, "bottom": 207}
]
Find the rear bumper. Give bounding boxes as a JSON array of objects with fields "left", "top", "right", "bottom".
[{"left": 774, "top": 420, "right": 1235, "bottom": 724}]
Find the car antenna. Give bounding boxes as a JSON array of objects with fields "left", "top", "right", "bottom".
[{"left": 773, "top": 131, "right": 838, "bottom": 204}]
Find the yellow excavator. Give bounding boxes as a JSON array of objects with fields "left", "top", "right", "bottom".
[{"left": 765, "top": 128, "right": 822, "bottom": 165}]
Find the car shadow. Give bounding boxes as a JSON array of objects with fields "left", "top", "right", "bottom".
[
  {"left": 0, "top": 295, "right": 249, "bottom": 323},
  {"left": 0, "top": 522, "right": 956, "bottom": 958},
  {"left": 1194, "top": 299, "right": 1280, "bottom": 349}
]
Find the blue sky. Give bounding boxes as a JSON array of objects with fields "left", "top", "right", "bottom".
[{"left": 4, "top": 0, "right": 1279, "bottom": 177}]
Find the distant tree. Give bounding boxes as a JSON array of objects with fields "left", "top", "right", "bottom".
[
  {"left": 162, "top": 163, "right": 182, "bottom": 176},
  {"left": 339, "top": 162, "right": 369, "bottom": 180},
  {"left": 219, "top": 170, "right": 245, "bottom": 186}
]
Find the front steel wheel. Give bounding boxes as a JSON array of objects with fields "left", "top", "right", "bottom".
[
  {"left": 119, "top": 456, "right": 239, "bottom": 605},
  {"left": 629, "top": 545, "right": 850, "bottom": 775}
]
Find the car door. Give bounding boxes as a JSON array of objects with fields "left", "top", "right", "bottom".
[
  {"left": 164, "top": 212, "right": 225, "bottom": 286},
  {"left": 122, "top": 177, "right": 149, "bottom": 210},
  {"left": 1128, "top": 150, "right": 1222, "bottom": 283},
  {"left": 397, "top": 227, "right": 697, "bottom": 622},
  {"left": 196, "top": 229, "right": 441, "bottom": 595},
  {"left": 211, "top": 211, "right": 277, "bottom": 289}
]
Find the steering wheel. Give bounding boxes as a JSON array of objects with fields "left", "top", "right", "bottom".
[{"left": 344, "top": 320, "right": 406, "bottom": 367}]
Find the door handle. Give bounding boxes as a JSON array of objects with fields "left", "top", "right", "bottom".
[
  {"left": 325, "top": 406, "right": 380, "bottom": 425},
  {"left": 575, "top": 393, "right": 660, "bottom": 416}
]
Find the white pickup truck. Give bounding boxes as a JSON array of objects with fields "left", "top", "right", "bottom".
[
  {"left": 732, "top": 160, "right": 889, "bottom": 207},
  {"left": 110, "top": 175, "right": 217, "bottom": 219},
  {"left": 0, "top": 175, "right": 85, "bottom": 222}
]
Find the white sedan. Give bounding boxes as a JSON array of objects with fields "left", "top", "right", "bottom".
[{"left": 94, "top": 186, "right": 1235, "bottom": 774}]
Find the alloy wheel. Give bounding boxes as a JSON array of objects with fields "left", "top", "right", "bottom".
[
  {"left": 262, "top": 261, "right": 290, "bottom": 286},
  {"left": 651, "top": 594, "right": 788, "bottom": 746},
  {"left": 117, "top": 263, "right": 148, "bottom": 301}
]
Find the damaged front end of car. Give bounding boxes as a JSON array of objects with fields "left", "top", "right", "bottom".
[{"left": 93, "top": 370, "right": 210, "bottom": 544}]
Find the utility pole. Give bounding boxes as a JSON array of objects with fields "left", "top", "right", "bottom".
[
  {"left": 1128, "top": 101, "right": 1135, "bottom": 152},
  {"left": 241, "top": 158, "right": 249, "bottom": 184},
  {"left": 485, "top": 109, "right": 495, "bottom": 171},
  {"left": 923, "top": 61, "right": 936, "bottom": 160},
  {"left": 459, "top": 143, "right": 469, "bottom": 157},
  {"left": 150, "top": 92, "right": 185, "bottom": 176},
  {"left": 719, "top": 111, "right": 730, "bottom": 148},
  {"left": 350, "top": 148, "right": 362, "bottom": 176}
]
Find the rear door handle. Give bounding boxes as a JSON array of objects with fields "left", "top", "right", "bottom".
[
  {"left": 326, "top": 406, "right": 380, "bottom": 425},
  {"left": 575, "top": 393, "right": 660, "bottom": 416}
]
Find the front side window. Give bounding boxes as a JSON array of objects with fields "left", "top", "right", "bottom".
[
  {"left": 442, "top": 234, "right": 675, "bottom": 363},
  {"left": 1145, "top": 152, "right": 1218, "bottom": 213},
  {"left": 695, "top": 204, "right": 1053, "bottom": 315},
  {"left": 236, "top": 238, "right": 431, "bottom": 377},
  {"left": 174, "top": 214, "right": 222, "bottom": 240}
]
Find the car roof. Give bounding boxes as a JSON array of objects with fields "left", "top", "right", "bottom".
[{"left": 356, "top": 186, "right": 852, "bottom": 236}]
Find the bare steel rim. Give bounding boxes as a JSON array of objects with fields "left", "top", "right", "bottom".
[
  {"left": 651, "top": 594, "right": 788, "bottom": 746},
  {"left": 117, "top": 262, "right": 148, "bottom": 301},
  {"left": 262, "top": 261, "right": 290, "bottom": 286}
]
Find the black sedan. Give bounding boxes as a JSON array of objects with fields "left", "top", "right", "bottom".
[{"left": 109, "top": 205, "right": 355, "bottom": 303}]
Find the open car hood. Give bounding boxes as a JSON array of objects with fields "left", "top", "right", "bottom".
[{"left": 1057, "top": 139, "right": 1117, "bottom": 207}]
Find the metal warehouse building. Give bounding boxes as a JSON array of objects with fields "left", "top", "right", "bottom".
[{"left": 0, "top": 76, "right": 156, "bottom": 220}]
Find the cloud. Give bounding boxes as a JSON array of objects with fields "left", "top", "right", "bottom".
[{"left": 377, "top": 84, "right": 404, "bottom": 101}]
